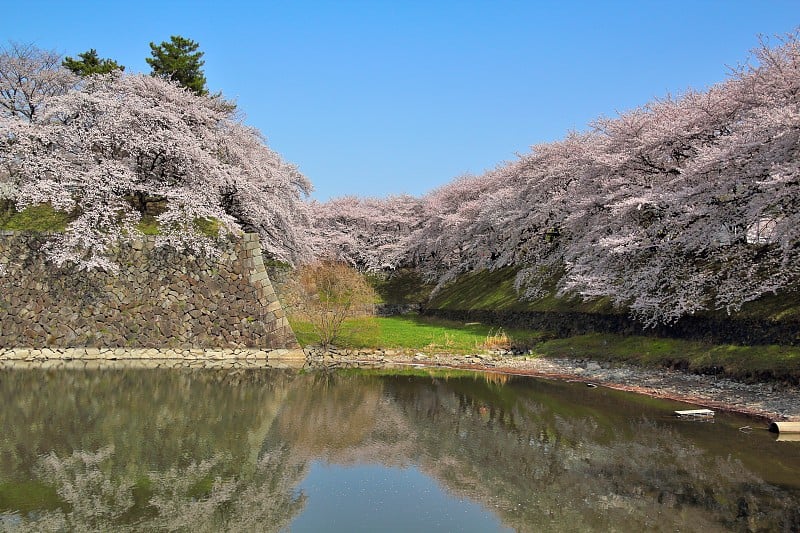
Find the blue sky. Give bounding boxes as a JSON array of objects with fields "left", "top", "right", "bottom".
[{"left": 3, "top": 1, "right": 798, "bottom": 200}]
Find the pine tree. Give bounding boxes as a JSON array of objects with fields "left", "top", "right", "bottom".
[
  {"left": 62, "top": 49, "right": 124, "bottom": 76},
  {"left": 146, "top": 35, "right": 207, "bottom": 95}
]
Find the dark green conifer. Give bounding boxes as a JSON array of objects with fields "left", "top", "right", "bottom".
[
  {"left": 62, "top": 49, "right": 124, "bottom": 76},
  {"left": 146, "top": 35, "right": 207, "bottom": 95}
]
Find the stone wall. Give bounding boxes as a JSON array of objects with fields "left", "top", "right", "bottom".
[
  {"left": 375, "top": 303, "right": 421, "bottom": 316},
  {"left": 266, "top": 263, "right": 293, "bottom": 303},
  {"left": 0, "top": 232, "right": 297, "bottom": 349},
  {"left": 0, "top": 347, "right": 305, "bottom": 370}
]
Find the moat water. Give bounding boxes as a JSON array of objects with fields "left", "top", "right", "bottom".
[{"left": 0, "top": 367, "right": 798, "bottom": 531}]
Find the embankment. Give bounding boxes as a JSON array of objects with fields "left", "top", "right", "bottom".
[{"left": 0, "top": 232, "right": 296, "bottom": 349}]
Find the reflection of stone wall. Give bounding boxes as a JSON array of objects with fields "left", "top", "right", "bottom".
[{"left": 0, "top": 232, "right": 297, "bottom": 349}]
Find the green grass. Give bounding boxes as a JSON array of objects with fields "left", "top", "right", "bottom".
[
  {"left": 407, "top": 267, "right": 800, "bottom": 382},
  {"left": 367, "top": 269, "right": 435, "bottom": 304},
  {"left": 720, "top": 290, "right": 800, "bottom": 322},
  {"left": 136, "top": 215, "right": 161, "bottom": 235},
  {"left": 290, "top": 313, "right": 800, "bottom": 383},
  {"left": 424, "top": 266, "right": 800, "bottom": 321},
  {"left": 137, "top": 215, "right": 223, "bottom": 238},
  {"left": 0, "top": 204, "right": 222, "bottom": 238},
  {"left": 426, "top": 267, "right": 800, "bottom": 321},
  {"left": 289, "top": 314, "right": 544, "bottom": 353},
  {"left": 427, "top": 267, "right": 523, "bottom": 310},
  {"left": 533, "top": 332, "right": 800, "bottom": 383},
  {"left": 0, "top": 204, "right": 73, "bottom": 232},
  {"left": 193, "top": 217, "right": 222, "bottom": 238},
  {"left": 0, "top": 481, "right": 62, "bottom": 513},
  {"left": 427, "top": 266, "right": 618, "bottom": 314}
]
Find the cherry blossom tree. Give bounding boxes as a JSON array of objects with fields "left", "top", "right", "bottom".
[
  {"left": 312, "top": 30, "right": 800, "bottom": 326},
  {"left": 1, "top": 50, "right": 312, "bottom": 271},
  {"left": 309, "top": 194, "right": 422, "bottom": 272},
  {"left": 559, "top": 31, "right": 800, "bottom": 323},
  {"left": 0, "top": 41, "right": 77, "bottom": 122}
]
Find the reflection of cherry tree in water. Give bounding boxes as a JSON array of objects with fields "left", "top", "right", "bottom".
[
  {"left": 2, "top": 370, "right": 800, "bottom": 531},
  {"left": 0, "top": 370, "right": 308, "bottom": 532},
  {"left": 2, "top": 444, "right": 306, "bottom": 532},
  {"left": 273, "top": 373, "right": 800, "bottom": 532}
]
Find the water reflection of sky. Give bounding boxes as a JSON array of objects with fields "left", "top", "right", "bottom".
[{"left": 286, "top": 462, "right": 512, "bottom": 533}]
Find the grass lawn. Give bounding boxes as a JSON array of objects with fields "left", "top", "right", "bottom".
[
  {"left": 289, "top": 314, "right": 544, "bottom": 353},
  {"left": 290, "top": 313, "right": 800, "bottom": 382}
]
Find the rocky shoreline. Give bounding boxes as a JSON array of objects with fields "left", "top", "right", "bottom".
[{"left": 475, "top": 356, "right": 800, "bottom": 422}]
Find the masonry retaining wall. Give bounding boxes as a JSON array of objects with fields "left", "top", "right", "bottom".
[{"left": 0, "top": 232, "right": 297, "bottom": 349}]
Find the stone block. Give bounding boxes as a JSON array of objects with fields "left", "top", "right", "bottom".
[
  {"left": 265, "top": 301, "right": 282, "bottom": 314},
  {"left": 249, "top": 270, "right": 268, "bottom": 284},
  {"left": 263, "top": 290, "right": 279, "bottom": 303}
]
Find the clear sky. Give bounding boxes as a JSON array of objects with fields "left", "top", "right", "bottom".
[{"left": 3, "top": 1, "right": 798, "bottom": 200}]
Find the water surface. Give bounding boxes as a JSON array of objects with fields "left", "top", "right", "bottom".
[{"left": 0, "top": 367, "right": 798, "bottom": 531}]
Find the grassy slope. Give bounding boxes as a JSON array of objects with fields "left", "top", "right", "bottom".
[
  {"left": 719, "top": 290, "right": 800, "bottom": 322},
  {"left": 0, "top": 204, "right": 222, "bottom": 237},
  {"left": 361, "top": 267, "right": 800, "bottom": 383},
  {"left": 367, "top": 269, "right": 435, "bottom": 305},
  {"left": 426, "top": 266, "right": 800, "bottom": 321},
  {"left": 426, "top": 267, "right": 618, "bottom": 314}
]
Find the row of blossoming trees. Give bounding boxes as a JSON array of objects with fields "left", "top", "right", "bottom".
[
  {"left": 311, "top": 32, "right": 800, "bottom": 326},
  {"left": 0, "top": 43, "right": 312, "bottom": 271},
  {"left": 2, "top": 34, "right": 798, "bottom": 327}
]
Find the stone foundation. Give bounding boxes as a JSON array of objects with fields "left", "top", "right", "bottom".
[
  {"left": 0, "top": 347, "right": 305, "bottom": 369},
  {"left": 0, "top": 232, "right": 297, "bottom": 349}
]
